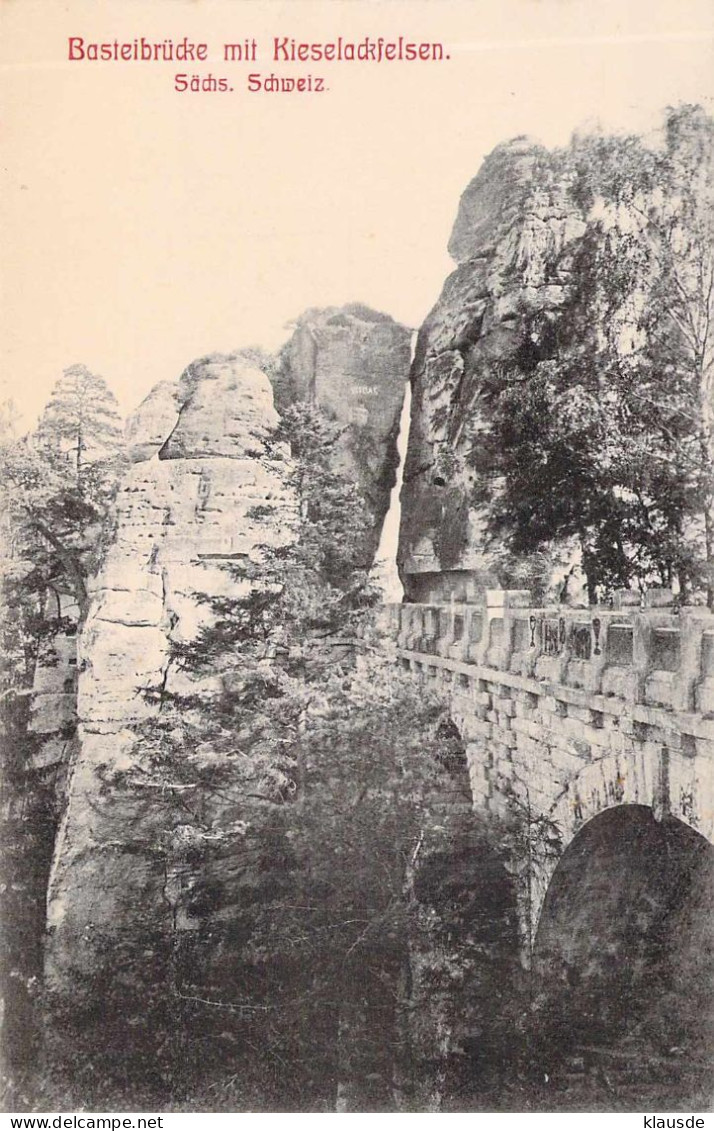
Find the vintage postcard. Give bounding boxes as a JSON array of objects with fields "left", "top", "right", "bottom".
[{"left": 1, "top": 0, "right": 713, "bottom": 1120}]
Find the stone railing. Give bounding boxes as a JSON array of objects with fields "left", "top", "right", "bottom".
[{"left": 378, "top": 589, "right": 714, "bottom": 716}]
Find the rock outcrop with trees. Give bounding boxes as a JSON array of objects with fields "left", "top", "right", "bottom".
[{"left": 398, "top": 106, "right": 714, "bottom": 608}]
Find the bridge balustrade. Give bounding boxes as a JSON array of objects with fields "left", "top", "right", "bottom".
[{"left": 385, "top": 589, "right": 714, "bottom": 714}]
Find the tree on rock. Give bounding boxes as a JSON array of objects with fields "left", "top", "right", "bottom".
[
  {"left": 1, "top": 365, "right": 124, "bottom": 620},
  {"left": 36, "top": 364, "right": 123, "bottom": 476},
  {"left": 469, "top": 105, "right": 714, "bottom": 604}
]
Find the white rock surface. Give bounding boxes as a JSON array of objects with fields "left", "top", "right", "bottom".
[{"left": 46, "top": 357, "right": 296, "bottom": 973}]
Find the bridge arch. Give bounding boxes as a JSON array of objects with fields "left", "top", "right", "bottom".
[
  {"left": 526, "top": 745, "right": 714, "bottom": 940},
  {"left": 528, "top": 804, "right": 714, "bottom": 1081}
]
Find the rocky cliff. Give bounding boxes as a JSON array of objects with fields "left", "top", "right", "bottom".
[
  {"left": 275, "top": 304, "right": 412, "bottom": 561},
  {"left": 45, "top": 355, "right": 296, "bottom": 983},
  {"left": 397, "top": 138, "right": 587, "bottom": 602},
  {"left": 44, "top": 307, "right": 411, "bottom": 986}
]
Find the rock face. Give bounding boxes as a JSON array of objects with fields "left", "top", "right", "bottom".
[
  {"left": 27, "top": 592, "right": 80, "bottom": 780},
  {"left": 45, "top": 356, "right": 296, "bottom": 984},
  {"left": 159, "top": 355, "right": 279, "bottom": 462},
  {"left": 397, "top": 138, "right": 587, "bottom": 603},
  {"left": 275, "top": 305, "right": 412, "bottom": 561},
  {"left": 124, "top": 380, "right": 182, "bottom": 463},
  {"left": 45, "top": 312, "right": 410, "bottom": 986}
]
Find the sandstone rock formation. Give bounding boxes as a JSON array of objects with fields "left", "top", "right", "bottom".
[
  {"left": 45, "top": 311, "right": 411, "bottom": 985},
  {"left": 124, "top": 380, "right": 182, "bottom": 463},
  {"left": 45, "top": 356, "right": 296, "bottom": 984},
  {"left": 397, "top": 138, "right": 587, "bottom": 602},
  {"left": 275, "top": 304, "right": 412, "bottom": 561},
  {"left": 27, "top": 593, "right": 81, "bottom": 778}
]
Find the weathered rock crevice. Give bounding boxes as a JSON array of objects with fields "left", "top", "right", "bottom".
[{"left": 275, "top": 305, "right": 412, "bottom": 562}]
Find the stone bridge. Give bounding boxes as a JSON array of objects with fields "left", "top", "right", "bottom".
[{"left": 380, "top": 589, "right": 714, "bottom": 964}]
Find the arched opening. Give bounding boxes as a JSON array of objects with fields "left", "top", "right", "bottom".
[{"left": 530, "top": 805, "right": 714, "bottom": 1106}]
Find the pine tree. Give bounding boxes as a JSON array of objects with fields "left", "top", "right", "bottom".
[
  {"left": 36, "top": 364, "right": 123, "bottom": 475},
  {"left": 1, "top": 365, "right": 124, "bottom": 618}
]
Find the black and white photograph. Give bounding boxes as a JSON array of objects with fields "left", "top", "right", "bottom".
[{"left": 1, "top": 0, "right": 713, "bottom": 1117}]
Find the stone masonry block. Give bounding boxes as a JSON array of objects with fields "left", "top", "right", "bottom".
[
  {"left": 491, "top": 742, "right": 513, "bottom": 764},
  {"left": 695, "top": 681, "right": 714, "bottom": 715},
  {"left": 547, "top": 745, "right": 592, "bottom": 775},
  {"left": 613, "top": 589, "right": 641, "bottom": 609},
  {"left": 641, "top": 739, "right": 666, "bottom": 760},
  {"left": 601, "top": 712, "right": 622, "bottom": 731},
  {"left": 538, "top": 711, "right": 565, "bottom": 734},
  {"left": 552, "top": 737, "right": 592, "bottom": 761},
  {"left": 566, "top": 704, "right": 594, "bottom": 724},
  {"left": 644, "top": 588, "right": 675, "bottom": 608},
  {"left": 585, "top": 725, "right": 624, "bottom": 750},
  {"left": 660, "top": 729, "right": 684, "bottom": 752},
  {"left": 485, "top": 589, "right": 532, "bottom": 608},
  {"left": 559, "top": 716, "right": 597, "bottom": 743},
  {"left": 514, "top": 699, "right": 537, "bottom": 720},
  {"left": 511, "top": 717, "right": 543, "bottom": 741},
  {"left": 596, "top": 730, "right": 630, "bottom": 755},
  {"left": 495, "top": 697, "right": 516, "bottom": 717},
  {"left": 492, "top": 724, "right": 518, "bottom": 749},
  {"left": 513, "top": 735, "right": 548, "bottom": 760},
  {"left": 465, "top": 719, "right": 493, "bottom": 742},
  {"left": 465, "top": 740, "right": 488, "bottom": 762},
  {"left": 451, "top": 692, "right": 472, "bottom": 713}
]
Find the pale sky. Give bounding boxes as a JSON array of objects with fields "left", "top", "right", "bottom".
[{"left": 1, "top": 0, "right": 713, "bottom": 429}]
